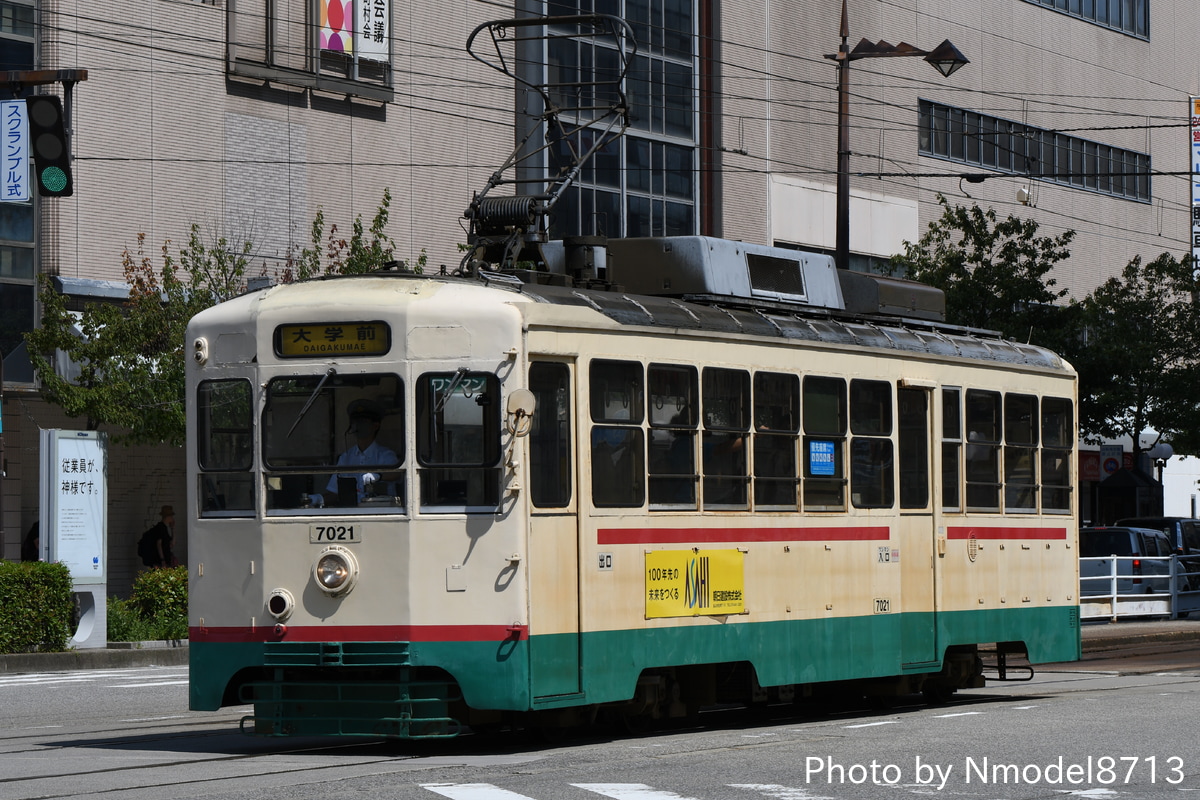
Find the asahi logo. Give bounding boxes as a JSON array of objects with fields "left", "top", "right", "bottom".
[{"left": 686, "top": 556, "right": 710, "bottom": 608}]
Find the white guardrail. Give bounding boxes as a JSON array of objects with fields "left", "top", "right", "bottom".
[{"left": 1079, "top": 555, "right": 1200, "bottom": 621}]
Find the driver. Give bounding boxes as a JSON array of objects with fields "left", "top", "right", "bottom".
[{"left": 309, "top": 399, "right": 398, "bottom": 506}]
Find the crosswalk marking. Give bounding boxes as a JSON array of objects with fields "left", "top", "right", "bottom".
[
  {"left": 421, "top": 785, "right": 840, "bottom": 800},
  {"left": 572, "top": 785, "right": 697, "bottom": 800},
  {"left": 729, "top": 784, "right": 836, "bottom": 800},
  {"left": 421, "top": 784, "right": 539, "bottom": 800}
]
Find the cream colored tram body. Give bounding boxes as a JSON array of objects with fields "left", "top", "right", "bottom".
[{"left": 186, "top": 237, "right": 1079, "bottom": 737}]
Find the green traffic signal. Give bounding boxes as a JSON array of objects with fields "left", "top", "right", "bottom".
[
  {"left": 26, "top": 95, "right": 73, "bottom": 197},
  {"left": 40, "top": 165, "right": 68, "bottom": 194}
]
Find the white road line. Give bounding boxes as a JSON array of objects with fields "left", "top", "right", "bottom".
[
  {"left": 843, "top": 720, "right": 899, "bottom": 728},
  {"left": 421, "top": 784, "right": 537, "bottom": 800},
  {"left": 120, "top": 715, "right": 189, "bottom": 722},
  {"left": 932, "top": 711, "right": 983, "bottom": 718},
  {"left": 574, "top": 784, "right": 699, "bottom": 800},
  {"left": 0, "top": 677, "right": 96, "bottom": 687},
  {"left": 110, "top": 680, "right": 190, "bottom": 688}
]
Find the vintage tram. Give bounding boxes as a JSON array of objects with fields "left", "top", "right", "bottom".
[{"left": 186, "top": 236, "right": 1079, "bottom": 737}]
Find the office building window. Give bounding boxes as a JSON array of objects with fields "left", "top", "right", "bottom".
[
  {"left": 1021, "top": 0, "right": 1147, "bottom": 39},
  {"left": 545, "top": 0, "right": 698, "bottom": 239},
  {"left": 919, "top": 100, "right": 1150, "bottom": 203},
  {"left": 227, "top": 0, "right": 393, "bottom": 101},
  {"left": 0, "top": 0, "right": 33, "bottom": 365}
]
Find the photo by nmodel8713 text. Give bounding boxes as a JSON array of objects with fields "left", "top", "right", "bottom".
[{"left": 184, "top": 14, "right": 1079, "bottom": 740}]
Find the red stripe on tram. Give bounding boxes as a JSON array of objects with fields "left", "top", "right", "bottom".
[
  {"left": 189, "top": 624, "right": 528, "bottom": 644},
  {"left": 598, "top": 526, "right": 891, "bottom": 545},
  {"left": 947, "top": 526, "right": 1068, "bottom": 540}
]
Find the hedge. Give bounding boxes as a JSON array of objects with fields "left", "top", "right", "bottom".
[{"left": 0, "top": 560, "right": 74, "bottom": 653}]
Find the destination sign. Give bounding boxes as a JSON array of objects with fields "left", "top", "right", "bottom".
[{"left": 275, "top": 321, "right": 391, "bottom": 358}]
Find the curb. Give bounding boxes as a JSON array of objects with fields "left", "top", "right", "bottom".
[
  {"left": 1081, "top": 627, "right": 1200, "bottom": 652},
  {"left": 0, "top": 644, "right": 189, "bottom": 674}
]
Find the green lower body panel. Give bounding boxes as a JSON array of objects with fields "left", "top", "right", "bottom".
[
  {"left": 190, "top": 605, "right": 1078, "bottom": 736},
  {"left": 576, "top": 605, "right": 1079, "bottom": 699}
]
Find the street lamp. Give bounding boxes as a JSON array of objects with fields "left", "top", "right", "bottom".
[{"left": 824, "top": 0, "right": 968, "bottom": 272}]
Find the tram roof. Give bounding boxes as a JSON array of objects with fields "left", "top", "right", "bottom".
[
  {"left": 215, "top": 269, "right": 1067, "bottom": 374},
  {"left": 508, "top": 279, "right": 1070, "bottom": 372}
]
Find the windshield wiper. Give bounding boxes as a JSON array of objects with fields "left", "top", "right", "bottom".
[
  {"left": 435, "top": 367, "right": 471, "bottom": 415},
  {"left": 287, "top": 367, "right": 336, "bottom": 437}
]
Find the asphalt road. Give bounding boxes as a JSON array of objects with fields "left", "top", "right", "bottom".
[{"left": 2, "top": 621, "right": 1199, "bottom": 800}]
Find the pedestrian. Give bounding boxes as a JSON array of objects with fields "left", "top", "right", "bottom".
[
  {"left": 21, "top": 521, "right": 39, "bottom": 562},
  {"left": 138, "top": 505, "right": 176, "bottom": 568}
]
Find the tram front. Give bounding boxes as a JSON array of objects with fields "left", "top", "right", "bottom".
[{"left": 185, "top": 276, "right": 534, "bottom": 738}]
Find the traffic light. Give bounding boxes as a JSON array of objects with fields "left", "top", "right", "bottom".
[{"left": 25, "top": 95, "right": 72, "bottom": 197}]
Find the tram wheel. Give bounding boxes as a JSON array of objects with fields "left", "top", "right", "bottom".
[{"left": 922, "top": 683, "right": 955, "bottom": 705}]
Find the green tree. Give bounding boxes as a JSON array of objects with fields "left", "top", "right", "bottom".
[
  {"left": 24, "top": 225, "right": 247, "bottom": 444},
  {"left": 24, "top": 192, "right": 397, "bottom": 445},
  {"left": 888, "top": 194, "right": 1076, "bottom": 347},
  {"left": 1072, "top": 252, "right": 1200, "bottom": 455},
  {"left": 283, "top": 188, "right": 400, "bottom": 279}
]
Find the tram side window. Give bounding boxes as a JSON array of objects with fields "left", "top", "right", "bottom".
[
  {"left": 898, "top": 388, "right": 929, "bottom": 509},
  {"left": 942, "top": 387, "right": 962, "bottom": 511},
  {"left": 965, "top": 389, "right": 1002, "bottom": 512},
  {"left": 647, "top": 364, "right": 698, "bottom": 508},
  {"left": 1041, "top": 396, "right": 1074, "bottom": 513},
  {"left": 1004, "top": 394, "right": 1038, "bottom": 512},
  {"left": 850, "top": 379, "right": 894, "bottom": 508},
  {"left": 590, "top": 359, "right": 645, "bottom": 507},
  {"left": 702, "top": 368, "right": 750, "bottom": 508},
  {"left": 197, "top": 379, "right": 254, "bottom": 515},
  {"left": 803, "top": 376, "right": 847, "bottom": 510},
  {"left": 754, "top": 371, "right": 799, "bottom": 509},
  {"left": 529, "top": 363, "right": 572, "bottom": 509},
  {"left": 417, "top": 371, "right": 501, "bottom": 509}
]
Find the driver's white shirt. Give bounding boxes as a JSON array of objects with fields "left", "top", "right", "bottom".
[{"left": 325, "top": 439, "right": 399, "bottom": 498}]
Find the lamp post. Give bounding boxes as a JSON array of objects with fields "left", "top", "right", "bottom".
[{"left": 824, "top": 0, "right": 968, "bottom": 272}]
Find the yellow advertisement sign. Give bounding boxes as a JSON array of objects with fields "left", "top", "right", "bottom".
[
  {"left": 645, "top": 549, "right": 745, "bottom": 619},
  {"left": 275, "top": 321, "right": 390, "bottom": 358}
]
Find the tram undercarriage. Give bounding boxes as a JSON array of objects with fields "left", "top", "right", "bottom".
[{"left": 236, "top": 642, "right": 1006, "bottom": 740}]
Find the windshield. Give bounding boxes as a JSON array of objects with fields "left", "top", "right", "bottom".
[
  {"left": 263, "top": 372, "right": 404, "bottom": 513},
  {"left": 1080, "top": 529, "right": 1134, "bottom": 557}
]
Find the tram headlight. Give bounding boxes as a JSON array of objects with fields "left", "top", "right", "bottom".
[{"left": 312, "top": 546, "right": 359, "bottom": 596}]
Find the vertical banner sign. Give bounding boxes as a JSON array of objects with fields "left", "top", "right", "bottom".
[
  {"left": 40, "top": 429, "right": 107, "bottom": 582},
  {"left": 1191, "top": 98, "right": 1200, "bottom": 273},
  {"left": 0, "top": 100, "right": 29, "bottom": 202},
  {"left": 319, "top": 0, "right": 353, "bottom": 54},
  {"left": 359, "top": 0, "right": 390, "bottom": 62}
]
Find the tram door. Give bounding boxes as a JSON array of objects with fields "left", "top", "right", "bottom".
[
  {"left": 897, "top": 386, "right": 939, "bottom": 667},
  {"left": 526, "top": 361, "right": 583, "bottom": 698}
]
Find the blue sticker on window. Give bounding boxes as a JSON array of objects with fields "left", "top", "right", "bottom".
[{"left": 809, "top": 440, "right": 836, "bottom": 476}]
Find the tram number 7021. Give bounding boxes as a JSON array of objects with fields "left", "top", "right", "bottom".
[
  {"left": 874, "top": 598, "right": 891, "bottom": 614},
  {"left": 310, "top": 524, "right": 360, "bottom": 543}
]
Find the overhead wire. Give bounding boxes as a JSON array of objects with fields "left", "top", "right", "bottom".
[{"left": 25, "top": 1, "right": 1198, "bottom": 246}]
